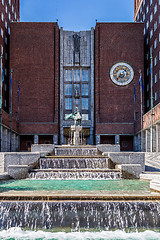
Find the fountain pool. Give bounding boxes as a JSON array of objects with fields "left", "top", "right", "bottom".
[{"left": 0, "top": 179, "right": 150, "bottom": 192}]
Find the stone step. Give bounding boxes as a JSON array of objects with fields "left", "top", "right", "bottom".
[
  {"left": 40, "top": 157, "right": 108, "bottom": 169},
  {"left": 55, "top": 147, "right": 98, "bottom": 156},
  {"left": 29, "top": 169, "right": 121, "bottom": 180}
]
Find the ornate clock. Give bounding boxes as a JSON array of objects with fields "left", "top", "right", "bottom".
[{"left": 110, "top": 62, "right": 134, "bottom": 86}]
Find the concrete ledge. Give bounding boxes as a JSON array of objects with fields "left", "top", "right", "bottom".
[
  {"left": 108, "top": 152, "right": 145, "bottom": 171},
  {"left": 3, "top": 152, "right": 40, "bottom": 172},
  {"left": 116, "top": 164, "right": 142, "bottom": 179},
  {"left": 31, "top": 144, "right": 55, "bottom": 154},
  {"left": 8, "top": 165, "right": 29, "bottom": 179},
  {"left": 97, "top": 144, "right": 120, "bottom": 153}
]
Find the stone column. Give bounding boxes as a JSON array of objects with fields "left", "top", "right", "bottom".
[
  {"left": 7, "top": 129, "right": 10, "bottom": 152},
  {"left": 141, "top": 131, "right": 146, "bottom": 152},
  {"left": 145, "top": 129, "right": 150, "bottom": 152},
  {"left": 2, "top": 128, "right": 7, "bottom": 152},
  {"left": 53, "top": 134, "right": 58, "bottom": 145},
  {"left": 34, "top": 135, "right": 39, "bottom": 144},
  {"left": 115, "top": 135, "right": 120, "bottom": 145},
  {"left": 90, "top": 127, "right": 94, "bottom": 145},
  {"left": 152, "top": 127, "right": 156, "bottom": 152},
  {"left": 96, "top": 134, "right": 100, "bottom": 145},
  {"left": 156, "top": 124, "right": 160, "bottom": 152},
  {"left": 12, "top": 133, "right": 16, "bottom": 152}
]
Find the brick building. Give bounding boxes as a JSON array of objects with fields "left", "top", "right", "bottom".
[
  {"left": 0, "top": 0, "right": 20, "bottom": 152},
  {"left": 8, "top": 22, "right": 144, "bottom": 151},
  {"left": 134, "top": 0, "right": 160, "bottom": 152}
]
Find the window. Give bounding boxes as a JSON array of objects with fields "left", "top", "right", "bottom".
[
  {"left": 143, "top": 13, "right": 145, "bottom": 21},
  {"left": 155, "top": 92, "right": 158, "bottom": 101},
  {"left": 82, "top": 70, "right": 88, "bottom": 81},
  {"left": 150, "top": 0, "right": 152, "bottom": 5},
  {"left": 144, "top": 28, "right": 146, "bottom": 35},
  {"left": 14, "top": 12, "right": 16, "bottom": 19},
  {"left": 154, "top": 56, "right": 157, "bottom": 66},
  {"left": 146, "top": 37, "right": 149, "bottom": 45},
  {"left": 143, "top": 0, "right": 145, "bottom": 6},
  {"left": 8, "top": 13, "right": 11, "bottom": 20},
  {"left": 2, "top": 0, "right": 4, "bottom": 5},
  {"left": 140, "top": 6, "right": 142, "bottom": 13},
  {"left": 1, "top": 29, "right": 3, "bottom": 38},
  {"left": 5, "top": 21, "right": 7, "bottom": 29},
  {"left": 147, "top": 83, "right": 149, "bottom": 92},
  {"left": 82, "top": 84, "right": 88, "bottom": 96},
  {"left": 82, "top": 98, "right": 88, "bottom": 110},
  {"left": 154, "top": 4, "right": 157, "bottom": 14},
  {"left": 159, "top": 51, "right": 160, "bottom": 60},
  {"left": 74, "top": 70, "right": 80, "bottom": 82},
  {"left": 65, "top": 84, "right": 72, "bottom": 96},
  {"left": 12, "top": 5, "right": 14, "bottom": 13},
  {"left": 1, "top": 13, "right": 3, "bottom": 22},
  {"left": 137, "top": 13, "right": 139, "bottom": 21},
  {"left": 1, "top": 45, "right": 3, "bottom": 55},
  {"left": 8, "top": 27, "right": 10, "bottom": 35},
  {"left": 65, "top": 98, "right": 72, "bottom": 110},
  {"left": 146, "top": 20, "right": 149, "bottom": 29},
  {"left": 150, "top": 45, "right": 153, "bottom": 54},
  {"left": 150, "top": 13, "right": 153, "bottom": 22},
  {"left": 155, "top": 74, "right": 157, "bottom": 83},
  {"left": 150, "top": 29, "right": 153, "bottom": 38},
  {"left": 9, "top": 0, "right": 11, "bottom": 5},
  {"left": 147, "top": 68, "right": 149, "bottom": 76},
  {"left": 5, "top": 36, "right": 7, "bottom": 45},
  {"left": 154, "top": 21, "right": 157, "bottom": 31},
  {"left": 74, "top": 84, "right": 80, "bottom": 96},
  {"left": 146, "top": 5, "right": 149, "bottom": 14},
  {"left": 5, "top": 52, "right": 7, "bottom": 60},
  {"left": 146, "top": 52, "right": 149, "bottom": 60},
  {"left": 159, "top": 33, "right": 160, "bottom": 42},
  {"left": 5, "top": 5, "right": 7, "bottom": 13},
  {"left": 147, "top": 99, "right": 149, "bottom": 107},
  {"left": 65, "top": 70, "right": 72, "bottom": 82},
  {"left": 82, "top": 114, "right": 88, "bottom": 120},
  {"left": 154, "top": 38, "right": 157, "bottom": 48}
]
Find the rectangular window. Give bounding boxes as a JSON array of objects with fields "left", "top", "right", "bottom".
[
  {"left": 2, "top": 0, "right": 4, "bottom": 5},
  {"left": 82, "top": 70, "right": 88, "bottom": 81},
  {"left": 146, "top": 20, "right": 149, "bottom": 29},
  {"left": 1, "top": 28, "right": 3, "bottom": 38},
  {"left": 65, "top": 70, "right": 72, "bottom": 82},
  {"left": 146, "top": 37, "right": 149, "bottom": 45},
  {"left": 154, "top": 38, "right": 157, "bottom": 48},
  {"left": 75, "top": 98, "right": 79, "bottom": 106},
  {"left": 65, "top": 84, "right": 72, "bottom": 96},
  {"left": 154, "top": 56, "right": 157, "bottom": 66},
  {"left": 147, "top": 83, "right": 149, "bottom": 92},
  {"left": 74, "top": 70, "right": 80, "bottom": 82},
  {"left": 150, "top": 0, "right": 152, "bottom": 5},
  {"left": 74, "top": 84, "right": 80, "bottom": 96},
  {"left": 155, "top": 74, "right": 157, "bottom": 83},
  {"left": 82, "top": 114, "right": 88, "bottom": 120},
  {"left": 65, "top": 98, "right": 72, "bottom": 110},
  {"left": 82, "top": 84, "right": 88, "bottom": 96},
  {"left": 155, "top": 92, "right": 158, "bottom": 101},
  {"left": 150, "top": 29, "right": 153, "bottom": 38},
  {"left": 143, "top": 13, "right": 145, "bottom": 21},
  {"left": 150, "top": 13, "right": 153, "bottom": 22},
  {"left": 82, "top": 98, "right": 88, "bottom": 110},
  {"left": 147, "top": 99, "right": 149, "bottom": 107},
  {"left": 154, "top": 21, "right": 157, "bottom": 31},
  {"left": 154, "top": 4, "right": 157, "bottom": 14},
  {"left": 1, "top": 13, "right": 3, "bottom": 22},
  {"left": 146, "top": 5, "right": 149, "bottom": 14}
]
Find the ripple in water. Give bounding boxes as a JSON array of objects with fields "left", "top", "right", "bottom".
[{"left": 0, "top": 228, "right": 160, "bottom": 240}]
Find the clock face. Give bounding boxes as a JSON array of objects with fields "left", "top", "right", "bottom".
[{"left": 110, "top": 62, "right": 134, "bottom": 86}]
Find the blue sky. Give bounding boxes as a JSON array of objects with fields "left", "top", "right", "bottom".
[{"left": 20, "top": 0, "right": 134, "bottom": 31}]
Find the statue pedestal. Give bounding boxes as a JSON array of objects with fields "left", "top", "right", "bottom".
[{"left": 71, "top": 125, "right": 82, "bottom": 145}]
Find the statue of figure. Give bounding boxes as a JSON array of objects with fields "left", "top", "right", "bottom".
[{"left": 65, "top": 107, "right": 81, "bottom": 127}]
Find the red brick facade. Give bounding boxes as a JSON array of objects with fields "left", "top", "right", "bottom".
[
  {"left": 10, "top": 22, "right": 59, "bottom": 150},
  {"left": 95, "top": 23, "right": 144, "bottom": 149}
]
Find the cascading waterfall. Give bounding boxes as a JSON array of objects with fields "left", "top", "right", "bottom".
[
  {"left": 0, "top": 201, "right": 159, "bottom": 230},
  {"left": 29, "top": 171, "right": 122, "bottom": 180}
]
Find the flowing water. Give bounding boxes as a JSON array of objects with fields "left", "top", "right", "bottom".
[
  {"left": 0, "top": 201, "right": 159, "bottom": 230},
  {"left": 0, "top": 228, "right": 160, "bottom": 240}
]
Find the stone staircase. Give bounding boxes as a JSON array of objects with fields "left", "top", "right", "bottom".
[{"left": 29, "top": 146, "right": 122, "bottom": 180}]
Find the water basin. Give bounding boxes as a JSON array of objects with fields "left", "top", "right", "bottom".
[{"left": 0, "top": 179, "right": 150, "bottom": 193}]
